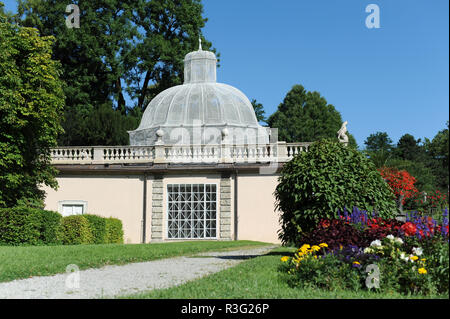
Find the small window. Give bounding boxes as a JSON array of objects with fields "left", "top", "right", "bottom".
[{"left": 58, "top": 201, "right": 87, "bottom": 217}]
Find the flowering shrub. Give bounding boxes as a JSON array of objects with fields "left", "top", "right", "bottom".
[
  {"left": 425, "top": 190, "right": 448, "bottom": 210},
  {"left": 378, "top": 167, "right": 418, "bottom": 204},
  {"left": 404, "top": 210, "right": 449, "bottom": 238},
  {"left": 275, "top": 139, "right": 397, "bottom": 246},
  {"left": 282, "top": 208, "right": 449, "bottom": 295},
  {"left": 300, "top": 208, "right": 404, "bottom": 250},
  {"left": 279, "top": 243, "right": 363, "bottom": 291},
  {"left": 400, "top": 222, "right": 417, "bottom": 236},
  {"left": 300, "top": 219, "right": 363, "bottom": 250},
  {"left": 405, "top": 190, "right": 449, "bottom": 213},
  {"left": 281, "top": 236, "right": 443, "bottom": 295}
]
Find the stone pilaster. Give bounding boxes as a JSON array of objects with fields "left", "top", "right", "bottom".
[
  {"left": 151, "top": 176, "right": 164, "bottom": 241},
  {"left": 220, "top": 176, "right": 232, "bottom": 240}
]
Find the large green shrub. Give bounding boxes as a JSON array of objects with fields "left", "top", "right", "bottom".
[
  {"left": 0, "top": 207, "right": 41, "bottom": 245},
  {"left": 58, "top": 215, "right": 94, "bottom": 245},
  {"left": 0, "top": 207, "right": 62, "bottom": 245},
  {"left": 105, "top": 217, "right": 124, "bottom": 244},
  {"left": 84, "top": 214, "right": 107, "bottom": 244},
  {"left": 275, "top": 139, "right": 397, "bottom": 245},
  {"left": 36, "top": 209, "right": 62, "bottom": 245}
]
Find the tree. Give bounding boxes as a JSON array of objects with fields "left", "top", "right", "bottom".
[
  {"left": 275, "top": 139, "right": 397, "bottom": 245},
  {"left": 267, "top": 85, "right": 357, "bottom": 147},
  {"left": 366, "top": 149, "right": 391, "bottom": 169},
  {"left": 386, "top": 159, "right": 435, "bottom": 193},
  {"left": 364, "top": 132, "right": 393, "bottom": 153},
  {"left": 81, "top": 102, "right": 142, "bottom": 146},
  {"left": 424, "top": 122, "right": 449, "bottom": 194},
  {"left": 0, "top": 14, "right": 65, "bottom": 207},
  {"left": 250, "top": 99, "right": 267, "bottom": 125},
  {"left": 0, "top": 1, "right": 14, "bottom": 21},
  {"left": 378, "top": 167, "right": 418, "bottom": 213},
  {"left": 394, "top": 133, "right": 424, "bottom": 162},
  {"left": 18, "top": 0, "right": 217, "bottom": 146}
]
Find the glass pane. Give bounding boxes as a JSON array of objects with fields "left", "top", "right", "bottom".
[
  {"left": 167, "top": 184, "right": 217, "bottom": 239},
  {"left": 62, "top": 205, "right": 73, "bottom": 216},
  {"left": 73, "top": 205, "right": 83, "bottom": 215}
]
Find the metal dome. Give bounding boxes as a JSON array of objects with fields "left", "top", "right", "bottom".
[{"left": 129, "top": 40, "right": 269, "bottom": 146}]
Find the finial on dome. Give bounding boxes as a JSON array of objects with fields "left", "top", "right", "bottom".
[{"left": 198, "top": 37, "right": 202, "bottom": 51}]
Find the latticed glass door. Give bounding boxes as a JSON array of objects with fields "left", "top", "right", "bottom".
[{"left": 167, "top": 184, "right": 217, "bottom": 239}]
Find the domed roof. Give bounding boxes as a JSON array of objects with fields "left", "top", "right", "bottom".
[
  {"left": 129, "top": 40, "right": 268, "bottom": 146},
  {"left": 135, "top": 83, "right": 259, "bottom": 129}
]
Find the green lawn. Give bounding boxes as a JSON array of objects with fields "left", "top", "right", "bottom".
[
  {"left": 0, "top": 240, "right": 270, "bottom": 283},
  {"left": 127, "top": 247, "right": 449, "bottom": 299}
]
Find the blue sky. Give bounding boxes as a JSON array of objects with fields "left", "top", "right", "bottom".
[{"left": 3, "top": 0, "right": 449, "bottom": 147}]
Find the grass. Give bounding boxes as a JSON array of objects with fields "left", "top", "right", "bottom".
[
  {"left": 0, "top": 240, "right": 271, "bottom": 283},
  {"left": 126, "top": 247, "right": 449, "bottom": 299}
]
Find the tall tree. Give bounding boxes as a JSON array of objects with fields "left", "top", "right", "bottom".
[
  {"left": 364, "top": 132, "right": 393, "bottom": 153},
  {"left": 394, "top": 133, "right": 424, "bottom": 162},
  {"left": 18, "top": 0, "right": 216, "bottom": 146},
  {"left": 424, "top": 122, "right": 449, "bottom": 194},
  {"left": 0, "top": 13, "right": 65, "bottom": 207},
  {"left": 0, "top": 1, "right": 14, "bottom": 21},
  {"left": 267, "top": 84, "right": 357, "bottom": 147},
  {"left": 250, "top": 98, "right": 267, "bottom": 125}
]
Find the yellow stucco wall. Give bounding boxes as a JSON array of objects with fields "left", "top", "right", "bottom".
[
  {"left": 43, "top": 175, "right": 147, "bottom": 244},
  {"left": 42, "top": 171, "right": 281, "bottom": 244},
  {"left": 237, "top": 173, "right": 281, "bottom": 244}
]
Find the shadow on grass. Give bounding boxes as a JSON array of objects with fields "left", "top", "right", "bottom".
[
  {"left": 191, "top": 253, "right": 272, "bottom": 261},
  {"left": 206, "top": 249, "right": 296, "bottom": 260},
  {"left": 261, "top": 250, "right": 295, "bottom": 257}
]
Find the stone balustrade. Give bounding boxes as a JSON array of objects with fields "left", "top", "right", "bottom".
[{"left": 50, "top": 142, "right": 312, "bottom": 165}]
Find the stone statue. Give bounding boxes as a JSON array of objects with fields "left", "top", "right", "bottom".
[{"left": 337, "top": 121, "right": 349, "bottom": 146}]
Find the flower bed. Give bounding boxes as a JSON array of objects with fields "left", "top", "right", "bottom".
[{"left": 280, "top": 208, "right": 449, "bottom": 295}]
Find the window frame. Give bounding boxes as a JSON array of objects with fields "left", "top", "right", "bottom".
[
  {"left": 165, "top": 183, "right": 218, "bottom": 240},
  {"left": 58, "top": 200, "right": 88, "bottom": 217}
]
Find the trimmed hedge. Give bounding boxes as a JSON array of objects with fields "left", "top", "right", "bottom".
[
  {"left": 105, "top": 217, "right": 124, "bottom": 244},
  {"left": 38, "top": 210, "right": 63, "bottom": 245},
  {"left": 83, "top": 214, "right": 107, "bottom": 244},
  {"left": 58, "top": 215, "right": 94, "bottom": 245},
  {"left": 0, "top": 207, "right": 124, "bottom": 246},
  {"left": 0, "top": 207, "right": 61, "bottom": 245}
]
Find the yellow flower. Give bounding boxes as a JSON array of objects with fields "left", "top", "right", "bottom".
[
  {"left": 281, "top": 256, "right": 289, "bottom": 262},
  {"left": 296, "top": 250, "right": 307, "bottom": 258},
  {"left": 298, "top": 244, "right": 311, "bottom": 253},
  {"left": 410, "top": 256, "right": 419, "bottom": 261},
  {"left": 311, "top": 245, "right": 321, "bottom": 252},
  {"left": 420, "top": 258, "right": 426, "bottom": 262},
  {"left": 319, "top": 243, "right": 328, "bottom": 248},
  {"left": 353, "top": 261, "right": 360, "bottom": 265},
  {"left": 418, "top": 268, "right": 427, "bottom": 274}
]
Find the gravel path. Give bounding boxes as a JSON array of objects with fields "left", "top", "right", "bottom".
[{"left": 0, "top": 245, "right": 276, "bottom": 299}]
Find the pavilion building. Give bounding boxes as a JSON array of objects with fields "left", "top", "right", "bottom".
[{"left": 43, "top": 43, "right": 311, "bottom": 244}]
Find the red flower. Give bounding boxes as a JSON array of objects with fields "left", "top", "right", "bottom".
[
  {"left": 401, "top": 222, "right": 417, "bottom": 236},
  {"left": 319, "top": 219, "right": 330, "bottom": 228},
  {"left": 378, "top": 167, "right": 418, "bottom": 204}
]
